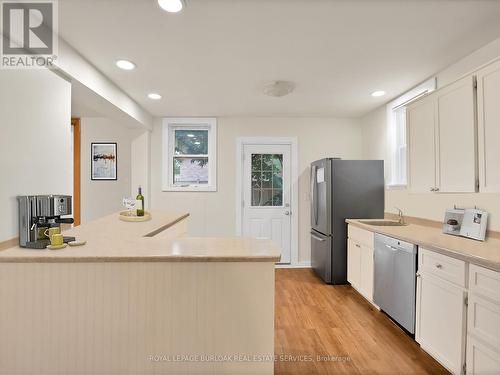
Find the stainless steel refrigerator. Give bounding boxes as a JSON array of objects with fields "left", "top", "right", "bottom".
[{"left": 310, "top": 159, "right": 385, "bottom": 284}]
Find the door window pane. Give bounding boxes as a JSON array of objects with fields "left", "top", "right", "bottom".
[{"left": 251, "top": 153, "right": 283, "bottom": 206}]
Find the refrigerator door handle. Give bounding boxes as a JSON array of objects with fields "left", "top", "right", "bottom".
[{"left": 310, "top": 165, "right": 318, "bottom": 225}]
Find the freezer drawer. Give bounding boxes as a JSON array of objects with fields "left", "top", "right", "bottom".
[{"left": 311, "top": 230, "right": 332, "bottom": 283}]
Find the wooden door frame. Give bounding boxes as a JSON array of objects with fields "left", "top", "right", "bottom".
[
  {"left": 71, "top": 118, "right": 81, "bottom": 226},
  {"left": 235, "top": 137, "right": 299, "bottom": 267}
]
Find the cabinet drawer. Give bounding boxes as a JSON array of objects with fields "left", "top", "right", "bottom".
[
  {"left": 468, "top": 294, "right": 500, "bottom": 351},
  {"left": 348, "top": 225, "right": 374, "bottom": 248},
  {"left": 419, "top": 248, "right": 467, "bottom": 287},
  {"left": 467, "top": 334, "right": 500, "bottom": 375},
  {"left": 469, "top": 264, "right": 500, "bottom": 303}
]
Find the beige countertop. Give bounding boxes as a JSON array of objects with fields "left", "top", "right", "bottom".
[
  {"left": 347, "top": 219, "right": 500, "bottom": 272},
  {"left": 0, "top": 211, "right": 281, "bottom": 263}
]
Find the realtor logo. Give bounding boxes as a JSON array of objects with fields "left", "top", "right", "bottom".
[{"left": 1, "top": 0, "right": 58, "bottom": 68}]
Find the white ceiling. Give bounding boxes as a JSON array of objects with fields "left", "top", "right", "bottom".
[{"left": 60, "top": 0, "right": 500, "bottom": 118}]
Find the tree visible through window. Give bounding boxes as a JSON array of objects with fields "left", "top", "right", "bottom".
[
  {"left": 162, "top": 118, "right": 217, "bottom": 191},
  {"left": 174, "top": 129, "right": 209, "bottom": 185}
]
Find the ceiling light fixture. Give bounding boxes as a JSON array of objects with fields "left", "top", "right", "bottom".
[
  {"left": 158, "top": 0, "right": 185, "bottom": 13},
  {"left": 194, "top": 141, "right": 201, "bottom": 145},
  {"left": 147, "top": 93, "right": 162, "bottom": 100},
  {"left": 187, "top": 134, "right": 195, "bottom": 138},
  {"left": 116, "top": 60, "right": 136, "bottom": 70},
  {"left": 263, "top": 80, "right": 295, "bottom": 97},
  {"left": 371, "top": 90, "right": 386, "bottom": 97}
]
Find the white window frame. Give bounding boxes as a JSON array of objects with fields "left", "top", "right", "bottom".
[
  {"left": 162, "top": 117, "right": 217, "bottom": 192},
  {"left": 386, "top": 77, "right": 436, "bottom": 189}
]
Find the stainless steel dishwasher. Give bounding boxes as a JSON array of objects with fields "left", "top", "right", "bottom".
[{"left": 374, "top": 233, "right": 417, "bottom": 334}]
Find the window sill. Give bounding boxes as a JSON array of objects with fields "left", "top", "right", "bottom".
[
  {"left": 386, "top": 184, "right": 407, "bottom": 190},
  {"left": 162, "top": 185, "right": 217, "bottom": 192}
]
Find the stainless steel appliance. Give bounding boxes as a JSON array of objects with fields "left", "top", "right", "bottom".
[
  {"left": 374, "top": 233, "right": 417, "bottom": 334},
  {"left": 17, "top": 195, "right": 75, "bottom": 249},
  {"left": 310, "top": 159, "right": 384, "bottom": 284}
]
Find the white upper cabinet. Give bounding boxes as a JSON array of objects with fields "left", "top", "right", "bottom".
[
  {"left": 436, "top": 76, "right": 477, "bottom": 193},
  {"left": 408, "top": 95, "right": 437, "bottom": 193},
  {"left": 408, "top": 75, "right": 477, "bottom": 193},
  {"left": 477, "top": 60, "right": 500, "bottom": 192}
]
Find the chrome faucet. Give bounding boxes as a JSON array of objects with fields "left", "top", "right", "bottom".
[{"left": 395, "top": 207, "right": 405, "bottom": 225}]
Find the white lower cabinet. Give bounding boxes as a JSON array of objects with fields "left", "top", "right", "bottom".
[
  {"left": 466, "top": 264, "right": 500, "bottom": 375},
  {"left": 359, "top": 243, "right": 374, "bottom": 300},
  {"left": 467, "top": 335, "right": 500, "bottom": 375},
  {"left": 347, "top": 238, "right": 361, "bottom": 289},
  {"left": 347, "top": 226, "right": 376, "bottom": 305},
  {"left": 416, "top": 252, "right": 467, "bottom": 374}
]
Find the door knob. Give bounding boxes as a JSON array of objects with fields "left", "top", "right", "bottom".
[{"left": 284, "top": 211, "right": 290, "bottom": 215}]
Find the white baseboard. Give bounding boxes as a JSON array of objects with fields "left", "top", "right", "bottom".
[{"left": 275, "top": 261, "right": 311, "bottom": 269}]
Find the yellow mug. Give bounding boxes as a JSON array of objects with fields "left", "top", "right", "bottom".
[
  {"left": 44, "top": 227, "right": 60, "bottom": 240},
  {"left": 50, "top": 233, "right": 64, "bottom": 247}
]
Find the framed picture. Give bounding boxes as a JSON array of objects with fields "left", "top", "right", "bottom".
[{"left": 91, "top": 142, "right": 117, "bottom": 180}]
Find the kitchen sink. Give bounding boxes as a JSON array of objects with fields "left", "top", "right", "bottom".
[{"left": 358, "top": 220, "right": 408, "bottom": 227}]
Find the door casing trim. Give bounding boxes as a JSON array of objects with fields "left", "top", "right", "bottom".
[{"left": 235, "top": 137, "right": 299, "bottom": 266}]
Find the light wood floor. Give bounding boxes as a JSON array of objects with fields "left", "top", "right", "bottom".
[{"left": 275, "top": 268, "right": 449, "bottom": 375}]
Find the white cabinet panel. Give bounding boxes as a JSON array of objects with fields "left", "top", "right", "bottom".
[
  {"left": 477, "top": 60, "right": 500, "bottom": 192},
  {"left": 359, "top": 244, "right": 374, "bottom": 301},
  {"left": 418, "top": 247, "right": 466, "bottom": 287},
  {"left": 347, "top": 238, "right": 361, "bottom": 289},
  {"left": 469, "top": 263, "right": 500, "bottom": 303},
  {"left": 436, "top": 76, "right": 477, "bottom": 192},
  {"left": 408, "top": 96, "right": 437, "bottom": 193},
  {"left": 407, "top": 75, "right": 477, "bottom": 193},
  {"left": 348, "top": 225, "right": 374, "bottom": 248},
  {"left": 467, "top": 335, "right": 500, "bottom": 375},
  {"left": 416, "top": 272, "right": 466, "bottom": 374},
  {"left": 468, "top": 294, "right": 500, "bottom": 351}
]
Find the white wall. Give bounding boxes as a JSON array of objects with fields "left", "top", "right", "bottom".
[
  {"left": 57, "top": 39, "right": 153, "bottom": 130},
  {"left": 131, "top": 131, "right": 151, "bottom": 209},
  {"left": 150, "top": 117, "right": 363, "bottom": 264},
  {"left": 361, "top": 36, "right": 500, "bottom": 231},
  {"left": 80, "top": 118, "right": 142, "bottom": 223},
  {"left": 0, "top": 69, "right": 72, "bottom": 242}
]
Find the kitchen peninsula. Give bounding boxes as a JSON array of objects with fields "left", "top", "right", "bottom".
[{"left": 0, "top": 211, "right": 280, "bottom": 375}]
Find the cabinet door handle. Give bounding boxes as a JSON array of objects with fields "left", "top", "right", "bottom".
[
  {"left": 435, "top": 264, "right": 443, "bottom": 269},
  {"left": 435, "top": 187, "right": 440, "bottom": 192},
  {"left": 430, "top": 187, "right": 435, "bottom": 192},
  {"left": 355, "top": 244, "right": 361, "bottom": 248}
]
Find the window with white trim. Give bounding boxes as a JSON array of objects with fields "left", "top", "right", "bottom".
[
  {"left": 387, "top": 78, "right": 436, "bottom": 187},
  {"left": 162, "top": 118, "right": 217, "bottom": 191}
]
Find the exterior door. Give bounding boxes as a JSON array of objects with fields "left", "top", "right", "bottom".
[{"left": 242, "top": 144, "right": 291, "bottom": 264}]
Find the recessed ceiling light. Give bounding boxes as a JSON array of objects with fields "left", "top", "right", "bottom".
[
  {"left": 158, "top": 0, "right": 185, "bottom": 13},
  {"left": 194, "top": 141, "right": 201, "bottom": 145},
  {"left": 187, "top": 134, "right": 195, "bottom": 138},
  {"left": 116, "top": 60, "right": 136, "bottom": 70},
  {"left": 263, "top": 80, "right": 295, "bottom": 97},
  {"left": 147, "top": 93, "right": 162, "bottom": 100},
  {"left": 371, "top": 90, "right": 386, "bottom": 97}
]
